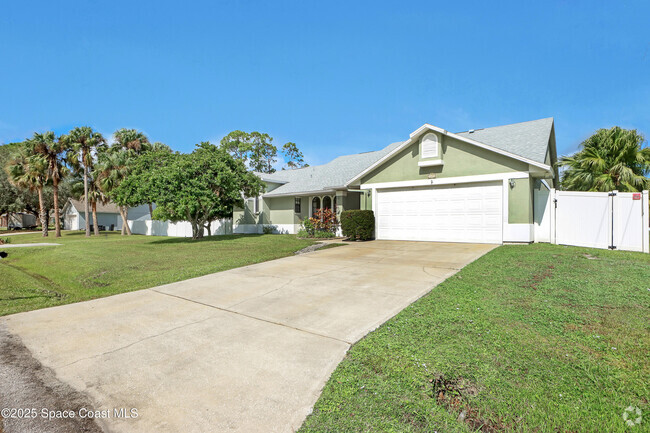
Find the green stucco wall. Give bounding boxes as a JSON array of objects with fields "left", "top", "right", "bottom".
[
  {"left": 508, "top": 177, "right": 533, "bottom": 224},
  {"left": 264, "top": 196, "right": 300, "bottom": 225},
  {"left": 360, "top": 136, "right": 528, "bottom": 185},
  {"left": 234, "top": 195, "right": 304, "bottom": 226},
  {"left": 233, "top": 181, "right": 300, "bottom": 226},
  {"left": 233, "top": 200, "right": 260, "bottom": 225}
]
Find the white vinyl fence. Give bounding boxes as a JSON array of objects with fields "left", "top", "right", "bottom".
[
  {"left": 128, "top": 218, "right": 233, "bottom": 237},
  {"left": 548, "top": 189, "right": 649, "bottom": 253}
]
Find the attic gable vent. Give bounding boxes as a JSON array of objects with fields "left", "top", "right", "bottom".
[{"left": 421, "top": 133, "right": 439, "bottom": 159}]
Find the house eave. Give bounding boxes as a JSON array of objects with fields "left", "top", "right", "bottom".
[{"left": 263, "top": 188, "right": 338, "bottom": 198}]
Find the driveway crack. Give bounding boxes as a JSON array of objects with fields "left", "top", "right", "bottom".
[
  {"left": 150, "top": 289, "right": 352, "bottom": 345},
  {"left": 56, "top": 315, "right": 218, "bottom": 369}
]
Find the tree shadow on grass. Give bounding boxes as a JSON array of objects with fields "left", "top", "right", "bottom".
[
  {"left": 149, "top": 234, "right": 264, "bottom": 245},
  {"left": 62, "top": 231, "right": 122, "bottom": 238}
]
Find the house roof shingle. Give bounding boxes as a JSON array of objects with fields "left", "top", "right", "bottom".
[
  {"left": 261, "top": 141, "right": 403, "bottom": 196},
  {"left": 67, "top": 199, "right": 121, "bottom": 214},
  {"left": 455, "top": 117, "right": 553, "bottom": 164},
  {"left": 262, "top": 118, "right": 554, "bottom": 196}
]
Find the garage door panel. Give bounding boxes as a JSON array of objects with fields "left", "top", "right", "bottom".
[{"left": 376, "top": 182, "right": 503, "bottom": 244}]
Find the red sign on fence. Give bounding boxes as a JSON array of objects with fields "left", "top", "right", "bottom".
[{"left": 632, "top": 193, "right": 641, "bottom": 200}]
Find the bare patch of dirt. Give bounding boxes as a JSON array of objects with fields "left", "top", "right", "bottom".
[
  {"left": 0, "top": 324, "right": 103, "bottom": 433},
  {"left": 523, "top": 265, "right": 554, "bottom": 290},
  {"left": 430, "top": 373, "right": 505, "bottom": 432}
]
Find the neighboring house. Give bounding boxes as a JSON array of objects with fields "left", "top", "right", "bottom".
[
  {"left": 234, "top": 117, "right": 558, "bottom": 244},
  {"left": 0, "top": 212, "right": 37, "bottom": 229},
  {"left": 62, "top": 199, "right": 150, "bottom": 231}
]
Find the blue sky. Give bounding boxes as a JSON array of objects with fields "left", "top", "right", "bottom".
[{"left": 1, "top": 1, "right": 648, "bottom": 165}]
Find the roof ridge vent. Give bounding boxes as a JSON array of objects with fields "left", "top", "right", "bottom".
[{"left": 468, "top": 129, "right": 475, "bottom": 133}]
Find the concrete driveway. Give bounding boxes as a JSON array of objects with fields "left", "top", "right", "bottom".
[{"left": 0, "top": 240, "right": 495, "bottom": 433}]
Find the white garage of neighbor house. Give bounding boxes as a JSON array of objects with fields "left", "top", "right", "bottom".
[
  {"left": 62, "top": 199, "right": 150, "bottom": 231},
  {"left": 234, "top": 118, "right": 558, "bottom": 244}
]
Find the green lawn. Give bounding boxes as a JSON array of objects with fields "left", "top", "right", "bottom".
[
  {"left": 300, "top": 243, "right": 649, "bottom": 433},
  {"left": 0, "top": 231, "right": 313, "bottom": 316}
]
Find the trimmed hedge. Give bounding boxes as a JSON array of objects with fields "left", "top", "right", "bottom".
[{"left": 340, "top": 210, "right": 374, "bottom": 241}]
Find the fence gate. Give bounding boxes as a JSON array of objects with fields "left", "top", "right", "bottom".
[{"left": 551, "top": 190, "right": 649, "bottom": 253}]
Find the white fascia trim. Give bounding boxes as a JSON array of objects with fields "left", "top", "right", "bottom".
[
  {"left": 361, "top": 171, "right": 529, "bottom": 190},
  {"left": 417, "top": 159, "right": 444, "bottom": 168},
  {"left": 346, "top": 124, "right": 551, "bottom": 186},
  {"left": 263, "top": 189, "right": 337, "bottom": 198},
  {"left": 410, "top": 123, "right": 448, "bottom": 138}
]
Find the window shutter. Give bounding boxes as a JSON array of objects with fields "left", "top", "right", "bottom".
[{"left": 421, "top": 133, "right": 439, "bottom": 159}]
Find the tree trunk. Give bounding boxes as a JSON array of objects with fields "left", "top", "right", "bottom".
[
  {"left": 53, "top": 179, "right": 61, "bottom": 237},
  {"left": 83, "top": 151, "right": 90, "bottom": 237},
  {"left": 205, "top": 222, "right": 212, "bottom": 237},
  {"left": 92, "top": 201, "right": 99, "bottom": 235},
  {"left": 119, "top": 206, "right": 132, "bottom": 235},
  {"left": 37, "top": 186, "right": 48, "bottom": 237},
  {"left": 191, "top": 220, "right": 204, "bottom": 240},
  {"left": 148, "top": 203, "right": 154, "bottom": 219}
]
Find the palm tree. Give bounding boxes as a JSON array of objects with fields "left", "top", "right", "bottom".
[
  {"left": 6, "top": 151, "right": 49, "bottom": 237},
  {"left": 559, "top": 127, "right": 650, "bottom": 192},
  {"left": 63, "top": 127, "right": 107, "bottom": 237},
  {"left": 113, "top": 128, "right": 155, "bottom": 217},
  {"left": 95, "top": 150, "right": 133, "bottom": 235},
  {"left": 113, "top": 128, "right": 151, "bottom": 154},
  {"left": 70, "top": 175, "right": 108, "bottom": 235},
  {"left": 25, "top": 132, "right": 69, "bottom": 237}
]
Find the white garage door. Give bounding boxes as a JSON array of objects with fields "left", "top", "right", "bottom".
[{"left": 376, "top": 182, "right": 503, "bottom": 244}]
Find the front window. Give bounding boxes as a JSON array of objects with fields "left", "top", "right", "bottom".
[
  {"left": 294, "top": 197, "right": 301, "bottom": 214},
  {"left": 322, "top": 196, "right": 332, "bottom": 210},
  {"left": 311, "top": 197, "right": 321, "bottom": 216}
]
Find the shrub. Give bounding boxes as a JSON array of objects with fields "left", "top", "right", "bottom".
[
  {"left": 262, "top": 225, "right": 276, "bottom": 234},
  {"left": 299, "top": 209, "right": 338, "bottom": 238},
  {"left": 312, "top": 230, "right": 335, "bottom": 238},
  {"left": 311, "top": 209, "right": 337, "bottom": 233},
  {"left": 340, "top": 210, "right": 374, "bottom": 241},
  {"left": 297, "top": 228, "right": 335, "bottom": 239},
  {"left": 300, "top": 218, "right": 316, "bottom": 236}
]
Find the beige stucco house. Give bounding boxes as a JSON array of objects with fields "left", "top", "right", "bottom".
[{"left": 233, "top": 118, "right": 558, "bottom": 244}]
